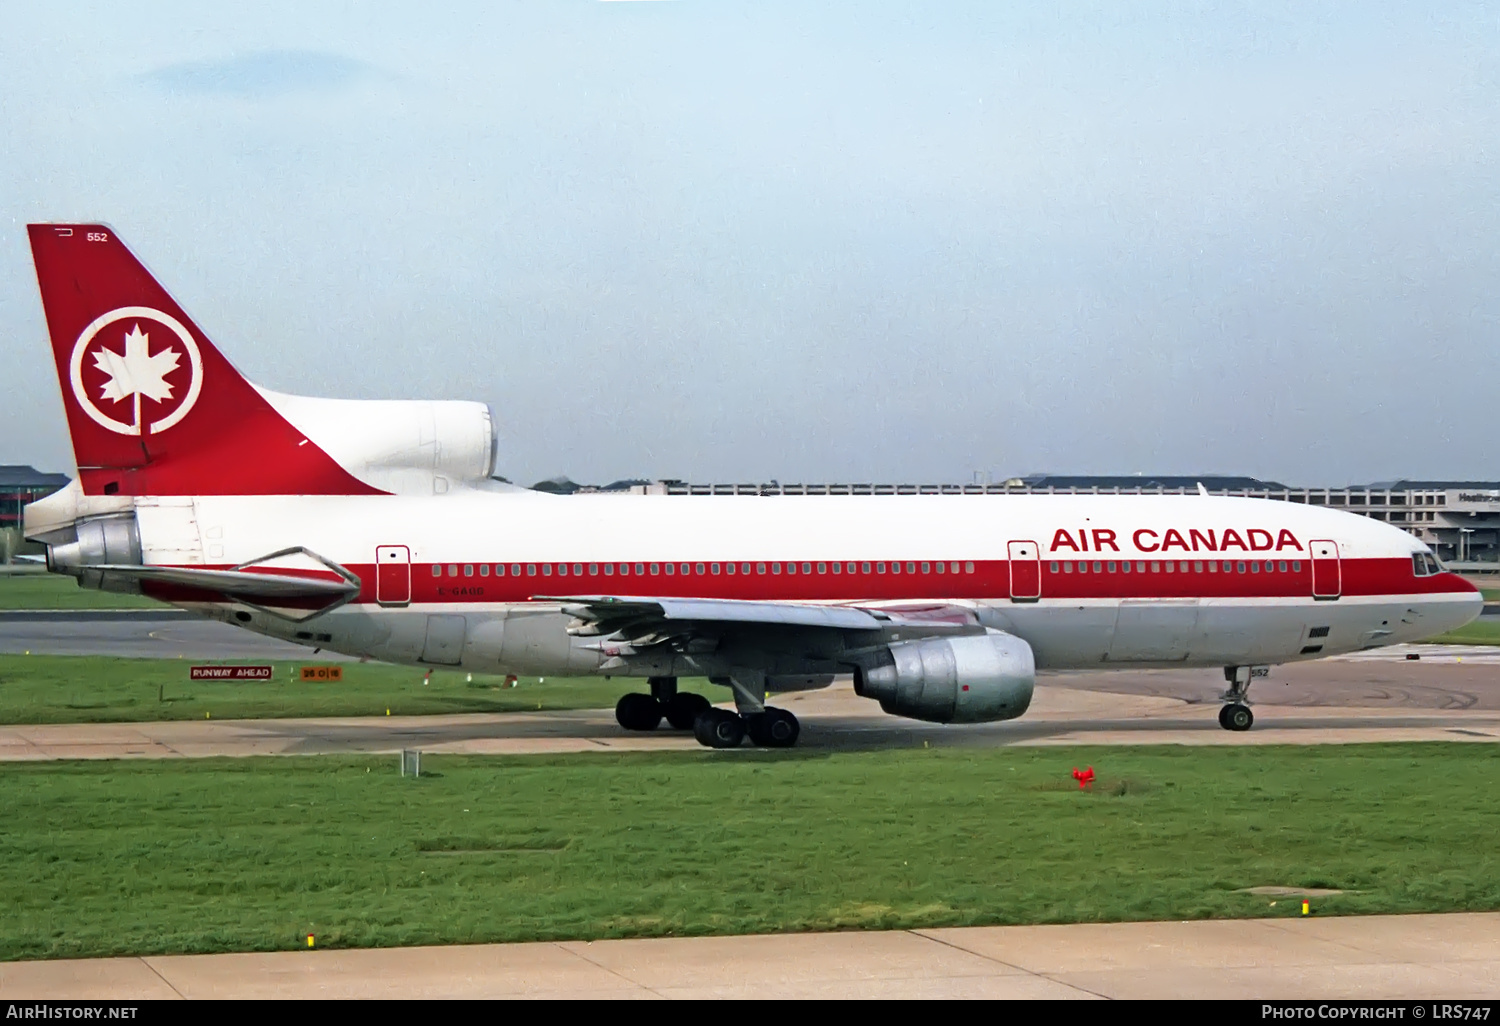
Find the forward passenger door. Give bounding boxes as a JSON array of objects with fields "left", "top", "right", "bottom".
[
  {"left": 1310, "top": 540, "right": 1341, "bottom": 600},
  {"left": 1008, "top": 540, "right": 1041, "bottom": 602}
]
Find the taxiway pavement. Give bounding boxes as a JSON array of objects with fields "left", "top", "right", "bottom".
[
  {"left": 3, "top": 656, "right": 1499, "bottom": 761},
  {"left": 0, "top": 611, "right": 339, "bottom": 661},
  {"left": 3, "top": 913, "right": 1496, "bottom": 999}
]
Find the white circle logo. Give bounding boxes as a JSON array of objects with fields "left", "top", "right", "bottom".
[{"left": 69, "top": 306, "right": 203, "bottom": 436}]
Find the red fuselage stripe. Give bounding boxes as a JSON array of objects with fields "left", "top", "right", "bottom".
[{"left": 139, "top": 557, "right": 1476, "bottom": 605}]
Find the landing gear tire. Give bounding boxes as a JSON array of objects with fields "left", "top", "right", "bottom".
[
  {"left": 745, "top": 707, "right": 800, "bottom": 748},
  {"left": 1220, "top": 703, "right": 1254, "bottom": 732},
  {"left": 664, "top": 692, "right": 712, "bottom": 730},
  {"left": 693, "top": 708, "right": 746, "bottom": 748},
  {"left": 615, "top": 693, "right": 663, "bottom": 731}
]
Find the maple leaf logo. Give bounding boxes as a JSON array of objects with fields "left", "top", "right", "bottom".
[{"left": 92, "top": 324, "right": 182, "bottom": 432}]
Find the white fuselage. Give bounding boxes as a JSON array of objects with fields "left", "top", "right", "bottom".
[{"left": 105, "top": 490, "right": 1480, "bottom": 681}]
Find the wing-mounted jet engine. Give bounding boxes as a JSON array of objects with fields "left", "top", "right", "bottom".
[{"left": 852, "top": 630, "right": 1035, "bottom": 723}]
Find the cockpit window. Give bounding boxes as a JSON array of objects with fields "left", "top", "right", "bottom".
[{"left": 1412, "top": 552, "right": 1442, "bottom": 577}]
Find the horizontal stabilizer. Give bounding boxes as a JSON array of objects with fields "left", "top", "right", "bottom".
[{"left": 85, "top": 564, "right": 358, "bottom": 599}]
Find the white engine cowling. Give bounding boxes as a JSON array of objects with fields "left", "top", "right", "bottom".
[
  {"left": 853, "top": 630, "right": 1035, "bottom": 724},
  {"left": 257, "top": 388, "right": 496, "bottom": 495}
]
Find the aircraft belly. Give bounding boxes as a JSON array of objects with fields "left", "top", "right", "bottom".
[
  {"left": 463, "top": 609, "right": 605, "bottom": 675},
  {"left": 1106, "top": 599, "right": 1198, "bottom": 662}
]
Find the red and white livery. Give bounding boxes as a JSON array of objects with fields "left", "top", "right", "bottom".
[{"left": 23, "top": 224, "right": 1482, "bottom": 746}]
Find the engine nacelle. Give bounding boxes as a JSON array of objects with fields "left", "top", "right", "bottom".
[
  {"left": 45, "top": 513, "right": 143, "bottom": 594},
  {"left": 257, "top": 389, "right": 497, "bottom": 495},
  {"left": 853, "top": 630, "right": 1035, "bottom": 724}
]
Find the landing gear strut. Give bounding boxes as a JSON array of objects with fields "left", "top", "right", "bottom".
[
  {"left": 613, "top": 677, "right": 712, "bottom": 733},
  {"left": 1218, "top": 666, "right": 1256, "bottom": 732}
]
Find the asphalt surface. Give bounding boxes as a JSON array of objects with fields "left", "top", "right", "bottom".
[
  {"left": 5, "top": 913, "right": 1497, "bottom": 999},
  {"left": 5, "top": 659, "right": 1499, "bottom": 762},
  {"left": 0, "top": 610, "right": 336, "bottom": 660}
]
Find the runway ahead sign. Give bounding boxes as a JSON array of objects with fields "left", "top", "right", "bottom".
[{"left": 190, "top": 665, "right": 273, "bottom": 680}]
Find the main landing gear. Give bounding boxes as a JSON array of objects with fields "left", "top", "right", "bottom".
[
  {"left": 1218, "top": 666, "right": 1256, "bottom": 732},
  {"left": 613, "top": 675, "right": 801, "bottom": 749},
  {"left": 614, "top": 677, "right": 713, "bottom": 732},
  {"left": 693, "top": 706, "right": 800, "bottom": 749}
]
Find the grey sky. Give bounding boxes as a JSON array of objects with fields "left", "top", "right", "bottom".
[{"left": 2, "top": 2, "right": 1497, "bottom": 487}]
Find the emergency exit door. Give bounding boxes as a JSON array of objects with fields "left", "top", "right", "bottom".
[
  {"left": 1008, "top": 540, "right": 1041, "bottom": 601},
  {"left": 375, "top": 545, "right": 411, "bottom": 606},
  {"left": 1310, "top": 539, "right": 1341, "bottom": 600}
]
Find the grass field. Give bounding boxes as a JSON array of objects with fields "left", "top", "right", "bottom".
[
  {"left": 1, "top": 744, "right": 1497, "bottom": 961},
  {"left": 0, "top": 655, "right": 714, "bottom": 723},
  {"left": 0, "top": 572, "right": 165, "bottom": 610},
  {"left": 1426, "top": 620, "right": 1500, "bottom": 646}
]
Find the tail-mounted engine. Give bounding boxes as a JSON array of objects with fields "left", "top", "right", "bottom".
[
  {"left": 46, "top": 513, "right": 143, "bottom": 594},
  {"left": 853, "top": 630, "right": 1035, "bottom": 724}
]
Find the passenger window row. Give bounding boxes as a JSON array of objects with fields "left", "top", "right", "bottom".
[
  {"left": 428, "top": 560, "right": 982, "bottom": 578},
  {"left": 1049, "top": 559, "right": 1302, "bottom": 575}
]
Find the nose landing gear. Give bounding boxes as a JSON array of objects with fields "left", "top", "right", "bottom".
[
  {"left": 1218, "top": 703, "right": 1254, "bottom": 731},
  {"left": 1218, "top": 666, "right": 1262, "bottom": 732}
]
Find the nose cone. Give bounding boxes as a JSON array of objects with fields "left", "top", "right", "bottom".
[{"left": 1431, "top": 573, "right": 1484, "bottom": 635}]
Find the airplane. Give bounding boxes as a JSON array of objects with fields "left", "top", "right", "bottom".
[{"left": 20, "top": 223, "right": 1483, "bottom": 747}]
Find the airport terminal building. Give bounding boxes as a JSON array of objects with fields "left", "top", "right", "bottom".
[{"left": 1, "top": 465, "right": 70, "bottom": 533}]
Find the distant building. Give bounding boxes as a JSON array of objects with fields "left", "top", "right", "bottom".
[{"left": 0, "top": 465, "right": 70, "bottom": 531}]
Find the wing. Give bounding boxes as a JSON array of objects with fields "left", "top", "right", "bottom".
[{"left": 538, "top": 594, "right": 984, "bottom": 646}]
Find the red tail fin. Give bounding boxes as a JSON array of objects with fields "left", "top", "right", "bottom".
[{"left": 28, "top": 224, "right": 381, "bottom": 496}]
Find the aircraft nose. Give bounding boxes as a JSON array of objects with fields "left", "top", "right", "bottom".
[{"left": 1429, "top": 578, "right": 1484, "bottom": 635}]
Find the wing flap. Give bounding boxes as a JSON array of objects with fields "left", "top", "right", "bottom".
[{"left": 537, "top": 594, "right": 893, "bottom": 636}]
